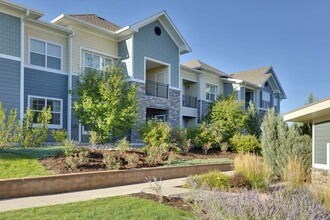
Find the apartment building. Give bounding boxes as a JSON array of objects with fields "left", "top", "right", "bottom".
[{"left": 0, "top": 1, "right": 286, "bottom": 143}]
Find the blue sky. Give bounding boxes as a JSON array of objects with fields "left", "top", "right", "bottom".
[{"left": 15, "top": 0, "right": 330, "bottom": 113}]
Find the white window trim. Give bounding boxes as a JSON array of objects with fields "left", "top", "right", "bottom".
[
  {"left": 205, "top": 83, "right": 217, "bottom": 102},
  {"left": 82, "top": 50, "right": 115, "bottom": 72},
  {"left": 28, "top": 36, "right": 63, "bottom": 72},
  {"left": 82, "top": 125, "right": 89, "bottom": 135},
  {"left": 27, "top": 95, "right": 63, "bottom": 129}
]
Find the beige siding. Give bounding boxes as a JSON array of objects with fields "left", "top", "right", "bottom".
[
  {"left": 71, "top": 27, "right": 118, "bottom": 74},
  {"left": 181, "top": 69, "right": 198, "bottom": 82},
  {"left": 202, "top": 72, "right": 224, "bottom": 100},
  {"left": 146, "top": 66, "right": 169, "bottom": 83},
  {"left": 25, "top": 23, "right": 69, "bottom": 72},
  {"left": 181, "top": 107, "right": 197, "bottom": 117},
  {"left": 0, "top": 7, "right": 23, "bottom": 18}
]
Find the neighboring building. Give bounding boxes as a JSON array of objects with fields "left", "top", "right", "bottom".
[
  {"left": 283, "top": 98, "right": 330, "bottom": 185},
  {"left": 0, "top": 1, "right": 286, "bottom": 143}
]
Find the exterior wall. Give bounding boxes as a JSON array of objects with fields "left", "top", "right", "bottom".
[
  {"left": 24, "top": 22, "right": 69, "bottom": 72},
  {"left": 132, "top": 82, "right": 180, "bottom": 142},
  {"left": 71, "top": 75, "right": 79, "bottom": 141},
  {"left": 181, "top": 107, "right": 197, "bottom": 117},
  {"left": 200, "top": 100, "right": 211, "bottom": 121},
  {"left": 0, "top": 12, "right": 20, "bottom": 57},
  {"left": 181, "top": 69, "right": 198, "bottom": 82},
  {"left": 224, "top": 83, "right": 234, "bottom": 97},
  {"left": 133, "top": 20, "right": 180, "bottom": 88},
  {"left": 146, "top": 66, "right": 169, "bottom": 83},
  {"left": 68, "top": 27, "right": 118, "bottom": 74},
  {"left": 201, "top": 72, "right": 224, "bottom": 100},
  {"left": 0, "top": 58, "right": 20, "bottom": 114},
  {"left": 260, "top": 81, "right": 274, "bottom": 108},
  {"left": 118, "top": 37, "right": 132, "bottom": 78},
  {"left": 314, "top": 121, "right": 330, "bottom": 167},
  {"left": 24, "top": 68, "right": 68, "bottom": 130}
]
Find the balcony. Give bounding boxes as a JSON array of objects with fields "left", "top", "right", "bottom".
[
  {"left": 182, "top": 95, "right": 198, "bottom": 108},
  {"left": 146, "top": 80, "right": 169, "bottom": 99}
]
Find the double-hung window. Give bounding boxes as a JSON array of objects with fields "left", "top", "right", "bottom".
[
  {"left": 84, "top": 51, "right": 113, "bottom": 73},
  {"left": 28, "top": 96, "right": 62, "bottom": 129},
  {"left": 30, "top": 38, "right": 62, "bottom": 71},
  {"left": 261, "top": 91, "right": 271, "bottom": 109},
  {"left": 206, "top": 84, "right": 217, "bottom": 101}
]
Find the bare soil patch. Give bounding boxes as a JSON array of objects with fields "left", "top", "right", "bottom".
[{"left": 40, "top": 148, "right": 235, "bottom": 175}]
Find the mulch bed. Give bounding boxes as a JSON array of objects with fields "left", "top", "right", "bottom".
[
  {"left": 40, "top": 148, "right": 236, "bottom": 175},
  {"left": 129, "top": 192, "right": 192, "bottom": 212}
]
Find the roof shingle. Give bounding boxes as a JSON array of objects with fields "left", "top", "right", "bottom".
[
  {"left": 230, "top": 66, "right": 272, "bottom": 86},
  {"left": 182, "top": 59, "right": 226, "bottom": 76},
  {"left": 69, "top": 14, "right": 121, "bottom": 32}
]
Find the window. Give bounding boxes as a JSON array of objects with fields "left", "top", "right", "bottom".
[
  {"left": 30, "top": 38, "right": 62, "bottom": 70},
  {"left": 28, "top": 96, "right": 62, "bottom": 129},
  {"left": 261, "top": 91, "right": 271, "bottom": 109},
  {"left": 84, "top": 51, "right": 113, "bottom": 73},
  {"left": 154, "top": 115, "right": 166, "bottom": 122},
  {"left": 206, "top": 84, "right": 217, "bottom": 101}
]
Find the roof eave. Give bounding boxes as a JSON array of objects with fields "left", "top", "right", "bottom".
[{"left": 0, "top": 0, "right": 44, "bottom": 19}]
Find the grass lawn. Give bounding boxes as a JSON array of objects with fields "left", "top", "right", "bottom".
[
  {"left": 164, "top": 158, "right": 233, "bottom": 166},
  {"left": 0, "top": 196, "right": 192, "bottom": 220},
  {"left": 0, "top": 147, "right": 64, "bottom": 179}
]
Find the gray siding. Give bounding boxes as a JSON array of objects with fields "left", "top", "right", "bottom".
[
  {"left": 133, "top": 20, "right": 180, "bottom": 88},
  {"left": 314, "top": 121, "right": 330, "bottom": 165},
  {"left": 0, "top": 58, "right": 20, "bottom": 115},
  {"left": 118, "top": 40, "right": 129, "bottom": 77},
  {"left": 24, "top": 68, "right": 68, "bottom": 130},
  {"left": 0, "top": 12, "right": 20, "bottom": 57},
  {"left": 224, "top": 83, "right": 234, "bottom": 97}
]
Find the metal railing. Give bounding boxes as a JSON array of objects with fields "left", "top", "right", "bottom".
[
  {"left": 182, "top": 95, "right": 198, "bottom": 108},
  {"left": 145, "top": 80, "right": 169, "bottom": 99}
]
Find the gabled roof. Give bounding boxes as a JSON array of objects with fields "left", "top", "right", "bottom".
[
  {"left": 231, "top": 66, "right": 287, "bottom": 99},
  {"left": 69, "top": 14, "right": 121, "bottom": 32},
  {"left": 52, "top": 11, "right": 191, "bottom": 55},
  {"left": 182, "top": 59, "right": 226, "bottom": 76},
  {"left": 230, "top": 66, "right": 272, "bottom": 86}
]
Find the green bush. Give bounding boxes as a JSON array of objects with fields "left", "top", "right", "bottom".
[
  {"left": 230, "top": 134, "right": 261, "bottom": 154},
  {"left": 220, "top": 142, "right": 229, "bottom": 152},
  {"left": 146, "top": 143, "right": 168, "bottom": 166},
  {"left": 0, "top": 102, "right": 19, "bottom": 149},
  {"left": 63, "top": 140, "right": 78, "bottom": 156},
  {"left": 21, "top": 108, "right": 52, "bottom": 148},
  {"left": 261, "top": 109, "right": 312, "bottom": 179},
  {"left": 189, "top": 170, "right": 230, "bottom": 190},
  {"left": 51, "top": 129, "right": 68, "bottom": 144},
  {"left": 125, "top": 153, "right": 140, "bottom": 168},
  {"left": 103, "top": 155, "right": 121, "bottom": 170},
  {"left": 140, "top": 120, "right": 171, "bottom": 147},
  {"left": 116, "top": 137, "right": 131, "bottom": 151},
  {"left": 229, "top": 173, "right": 251, "bottom": 189},
  {"left": 193, "top": 122, "right": 223, "bottom": 154},
  {"left": 170, "top": 126, "right": 191, "bottom": 153}
]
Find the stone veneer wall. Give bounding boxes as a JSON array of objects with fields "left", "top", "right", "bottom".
[
  {"left": 312, "top": 169, "right": 330, "bottom": 190},
  {"left": 130, "top": 81, "right": 181, "bottom": 142}
]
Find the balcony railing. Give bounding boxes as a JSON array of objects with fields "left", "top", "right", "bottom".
[
  {"left": 145, "top": 80, "right": 169, "bottom": 99},
  {"left": 182, "top": 95, "right": 198, "bottom": 108}
]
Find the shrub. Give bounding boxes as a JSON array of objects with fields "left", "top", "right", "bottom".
[
  {"left": 229, "top": 173, "right": 251, "bottom": 189},
  {"left": 51, "top": 129, "right": 68, "bottom": 144},
  {"left": 187, "top": 170, "right": 230, "bottom": 190},
  {"left": 193, "top": 122, "right": 223, "bottom": 154},
  {"left": 103, "top": 155, "right": 121, "bottom": 170},
  {"left": 261, "top": 109, "right": 312, "bottom": 179},
  {"left": 170, "top": 126, "right": 190, "bottom": 152},
  {"left": 125, "top": 153, "right": 139, "bottom": 168},
  {"left": 21, "top": 108, "right": 52, "bottom": 148},
  {"left": 146, "top": 144, "right": 168, "bottom": 166},
  {"left": 166, "top": 151, "right": 177, "bottom": 165},
  {"left": 66, "top": 155, "right": 79, "bottom": 168},
  {"left": 187, "top": 187, "right": 330, "bottom": 219},
  {"left": 220, "top": 142, "right": 229, "bottom": 152},
  {"left": 63, "top": 139, "right": 78, "bottom": 156},
  {"left": 312, "top": 183, "right": 330, "bottom": 211},
  {"left": 89, "top": 131, "right": 101, "bottom": 145},
  {"left": 234, "top": 153, "right": 271, "bottom": 189},
  {"left": 230, "top": 134, "right": 261, "bottom": 154},
  {"left": 116, "top": 137, "right": 131, "bottom": 151},
  {"left": 0, "top": 102, "right": 19, "bottom": 149},
  {"left": 140, "top": 120, "right": 171, "bottom": 147}
]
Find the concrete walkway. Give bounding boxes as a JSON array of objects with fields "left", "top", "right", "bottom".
[{"left": 0, "top": 177, "right": 189, "bottom": 212}]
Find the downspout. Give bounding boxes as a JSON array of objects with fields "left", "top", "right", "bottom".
[
  {"left": 198, "top": 73, "right": 203, "bottom": 122},
  {"left": 20, "top": 10, "right": 28, "bottom": 124},
  {"left": 67, "top": 33, "right": 73, "bottom": 140}
]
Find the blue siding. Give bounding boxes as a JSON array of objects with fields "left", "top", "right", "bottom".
[
  {"left": 0, "top": 58, "right": 20, "bottom": 115},
  {"left": 24, "top": 68, "right": 68, "bottom": 130},
  {"left": 118, "top": 40, "right": 129, "bottom": 77},
  {"left": 133, "top": 20, "right": 180, "bottom": 88},
  {"left": 224, "top": 83, "right": 234, "bottom": 97},
  {"left": 0, "top": 12, "right": 20, "bottom": 57},
  {"left": 71, "top": 75, "right": 80, "bottom": 141}
]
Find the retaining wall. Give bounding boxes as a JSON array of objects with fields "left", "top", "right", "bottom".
[{"left": 0, "top": 163, "right": 233, "bottom": 199}]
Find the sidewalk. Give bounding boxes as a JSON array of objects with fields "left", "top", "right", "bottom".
[{"left": 0, "top": 177, "right": 189, "bottom": 212}]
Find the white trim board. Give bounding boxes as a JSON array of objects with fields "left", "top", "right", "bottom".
[{"left": 0, "top": 53, "right": 21, "bottom": 62}]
